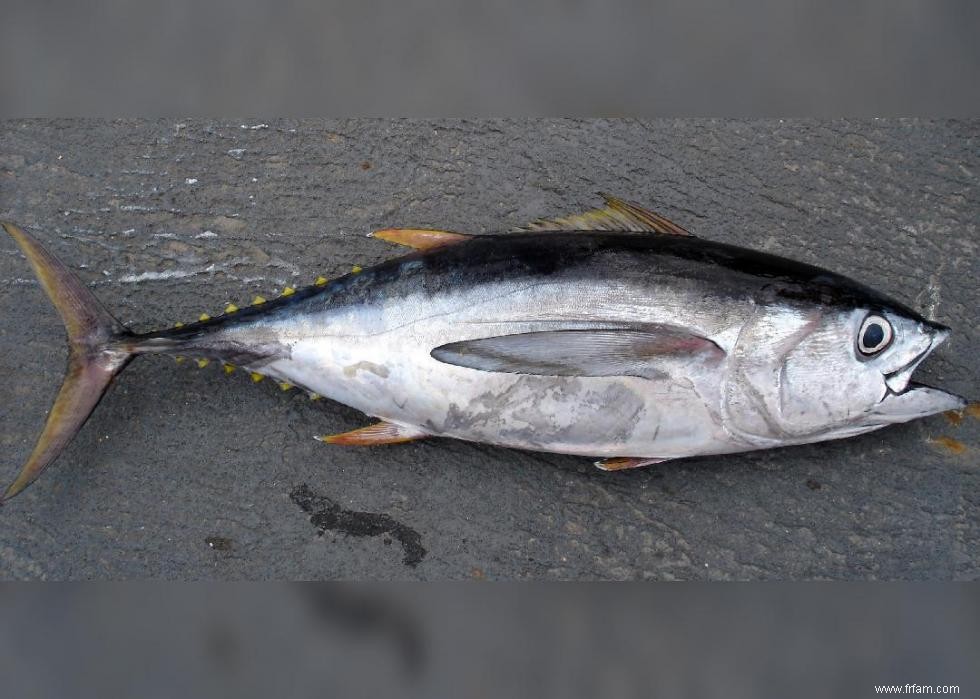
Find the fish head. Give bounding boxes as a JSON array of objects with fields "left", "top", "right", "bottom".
[
  {"left": 724, "top": 292, "right": 967, "bottom": 446},
  {"left": 775, "top": 305, "right": 966, "bottom": 438}
]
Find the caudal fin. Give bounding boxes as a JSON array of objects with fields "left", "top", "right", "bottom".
[{"left": 1, "top": 222, "right": 133, "bottom": 503}]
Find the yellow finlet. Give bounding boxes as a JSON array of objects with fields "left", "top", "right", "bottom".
[
  {"left": 315, "top": 276, "right": 328, "bottom": 286},
  {"left": 174, "top": 321, "right": 184, "bottom": 328},
  {"left": 279, "top": 382, "right": 293, "bottom": 391},
  {"left": 351, "top": 265, "right": 363, "bottom": 274},
  {"left": 199, "top": 313, "right": 211, "bottom": 322},
  {"left": 250, "top": 372, "right": 264, "bottom": 383},
  {"left": 252, "top": 295, "right": 266, "bottom": 305},
  {"left": 225, "top": 303, "right": 239, "bottom": 314},
  {"left": 281, "top": 286, "right": 295, "bottom": 297},
  {"left": 174, "top": 356, "right": 185, "bottom": 365},
  {"left": 309, "top": 392, "right": 321, "bottom": 401},
  {"left": 196, "top": 358, "right": 210, "bottom": 369},
  {"left": 223, "top": 363, "right": 235, "bottom": 375},
  {"left": 370, "top": 228, "right": 470, "bottom": 250}
]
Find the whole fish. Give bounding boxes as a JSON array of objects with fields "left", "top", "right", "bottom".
[{"left": 0, "top": 195, "right": 968, "bottom": 503}]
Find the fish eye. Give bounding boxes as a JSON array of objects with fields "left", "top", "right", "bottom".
[{"left": 857, "top": 314, "right": 893, "bottom": 356}]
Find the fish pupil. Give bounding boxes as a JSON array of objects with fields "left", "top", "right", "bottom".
[{"left": 863, "top": 323, "right": 885, "bottom": 348}]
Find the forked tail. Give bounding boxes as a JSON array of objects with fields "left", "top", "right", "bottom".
[{"left": 1, "top": 223, "right": 135, "bottom": 503}]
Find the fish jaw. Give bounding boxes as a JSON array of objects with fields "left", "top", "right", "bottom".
[
  {"left": 883, "top": 324, "right": 949, "bottom": 394},
  {"left": 868, "top": 383, "right": 967, "bottom": 424}
]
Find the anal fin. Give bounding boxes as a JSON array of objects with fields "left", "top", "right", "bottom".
[
  {"left": 316, "top": 421, "right": 428, "bottom": 446},
  {"left": 369, "top": 228, "right": 470, "bottom": 251},
  {"left": 595, "top": 457, "right": 670, "bottom": 471}
]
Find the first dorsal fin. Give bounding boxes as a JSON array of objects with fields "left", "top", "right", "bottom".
[
  {"left": 369, "top": 228, "right": 471, "bottom": 251},
  {"left": 512, "top": 193, "right": 692, "bottom": 236}
]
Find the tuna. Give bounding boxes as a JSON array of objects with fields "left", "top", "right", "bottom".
[{"left": 0, "top": 195, "right": 968, "bottom": 502}]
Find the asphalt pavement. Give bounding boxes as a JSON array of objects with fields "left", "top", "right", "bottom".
[{"left": 0, "top": 119, "right": 976, "bottom": 579}]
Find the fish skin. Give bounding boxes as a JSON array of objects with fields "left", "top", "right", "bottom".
[{"left": 0, "top": 216, "right": 969, "bottom": 502}]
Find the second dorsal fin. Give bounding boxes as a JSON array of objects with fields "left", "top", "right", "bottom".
[
  {"left": 512, "top": 193, "right": 692, "bottom": 236},
  {"left": 370, "top": 228, "right": 471, "bottom": 251}
]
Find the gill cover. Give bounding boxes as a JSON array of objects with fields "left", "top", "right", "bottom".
[{"left": 1, "top": 223, "right": 134, "bottom": 503}]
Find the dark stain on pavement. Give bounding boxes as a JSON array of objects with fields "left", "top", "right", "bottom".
[
  {"left": 290, "top": 484, "right": 426, "bottom": 567},
  {"left": 206, "top": 536, "right": 234, "bottom": 551}
]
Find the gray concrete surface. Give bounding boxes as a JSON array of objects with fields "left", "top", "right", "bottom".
[{"left": 0, "top": 119, "right": 976, "bottom": 580}]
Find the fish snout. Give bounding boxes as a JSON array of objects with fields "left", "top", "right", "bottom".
[{"left": 923, "top": 320, "right": 951, "bottom": 346}]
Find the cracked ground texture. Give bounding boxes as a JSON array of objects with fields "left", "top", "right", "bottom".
[{"left": 0, "top": 119, "right": 977, "bottom": 580}]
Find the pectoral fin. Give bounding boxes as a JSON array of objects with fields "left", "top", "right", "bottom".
[
  {"left": 431, "top": 326, "right": 724, "bottom": 378},
  {"left": 513, "top": 193, "right": 692, "bottom": 236},
  {"left": 316, "top": 421, "right": 428, "bottom": 446}
]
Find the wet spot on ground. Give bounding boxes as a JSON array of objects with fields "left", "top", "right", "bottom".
[{"left": 290, "top": 484, "right": 426, "bottom": 567}]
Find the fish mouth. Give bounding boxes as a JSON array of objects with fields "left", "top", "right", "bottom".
[
  {"left": 873, "top": 326, "right": 967, "bottom": 422},
  {"left": 883, "top": 325, "right": 948, "bottom": 395}
]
